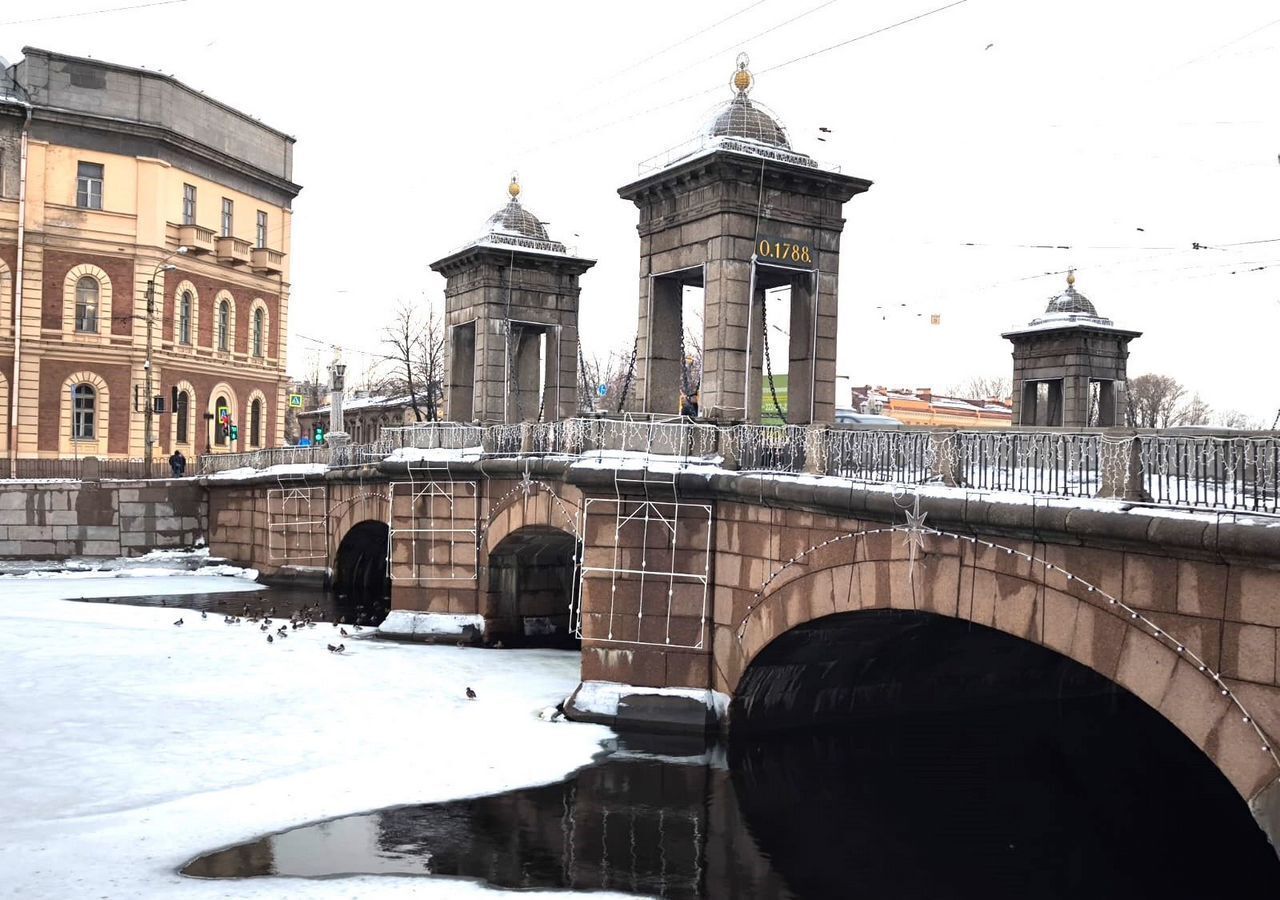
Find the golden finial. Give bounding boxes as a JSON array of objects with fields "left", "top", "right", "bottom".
[
  {"left": 1066, "top": 269, "right": 1076, "bottom": 287},
  {"left": 508, "top": 173, "right": 521, "bottom": 199},
  {"left": 732, "top": 52, "right": 753, "bottom": 94}
]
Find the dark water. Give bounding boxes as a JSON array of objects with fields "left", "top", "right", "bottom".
[
  {"left": 183, "top": 694, "right": 1279, "bottom": 898},
  {"left": 72, "top": 585, "right": 344, "bottom": 620}
]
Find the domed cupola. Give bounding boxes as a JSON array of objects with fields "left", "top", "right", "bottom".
[
  {"left": 1029, "top": 270, "right": 1112, "bottom": 326},
  {"left": 704, "top": 56, "right": 793, "bottom": 149},
  {"left": 477, "top": 175, "right": 566, "bottom": 253}
]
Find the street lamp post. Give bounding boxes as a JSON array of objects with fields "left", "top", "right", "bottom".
[{"left": 144, "top": 247, "right": 188, "bottom": 476}]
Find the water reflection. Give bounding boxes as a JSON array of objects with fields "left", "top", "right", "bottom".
[{"left": 183, "top": 695, "right": 1280, "bottom": 897}]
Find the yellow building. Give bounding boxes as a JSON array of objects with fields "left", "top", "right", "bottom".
[{"left": 0, "top": 47, "right": 300, "bottom": 467}]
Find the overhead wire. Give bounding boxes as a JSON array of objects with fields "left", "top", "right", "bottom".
[{"left": 0, "top": 0, "right": 190, "bottom": 26}]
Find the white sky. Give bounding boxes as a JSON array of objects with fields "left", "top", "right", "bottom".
[{"left": 6, "top": 0, "right": 1279, "bottom": 421}]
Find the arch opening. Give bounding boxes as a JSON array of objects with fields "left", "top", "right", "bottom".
[
  {"left": 728, "top": 609, "right": 1280, "bottom": 890},
  {"left": 485, "top": 526, "right": 579, "bottom": 648},
  {"left": 333, "top": 520, "right": 390, "bottom": 626}
]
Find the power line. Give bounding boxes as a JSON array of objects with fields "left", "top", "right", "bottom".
[
  {"left": 520, "top": 0, "right": 967, "bottom": 157},
  {"left": 593, "top": 0, "right": 773, "bottom": 88},
  {"left": 0, "top": 0, "right": 190, "bottom": 26},
  {"left": 549, "top": 0, "right": 846, "bottom": 135},
  {"left": 1176, "top": 13, "right": 1280, "bottom": 69},
  {"left": 756, "top": 0, "right": 969, "bottom": 77}
]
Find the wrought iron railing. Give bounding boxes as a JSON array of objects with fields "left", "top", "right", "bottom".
[{"left": 192, "top": 423, "right": 1280, "bottom": 515}]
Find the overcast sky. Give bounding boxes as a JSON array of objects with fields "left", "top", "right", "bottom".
[{"left": 6, "top": 0, "right": 1279, "bottom": 421}]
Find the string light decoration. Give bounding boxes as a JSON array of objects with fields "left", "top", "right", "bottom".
[
  {"left": 266, "top": 471, "right": 327, "bottom": 564},
  {"left": 388, "top": 459, "right": 479, "bottom": 585},
  {"left": 734, "top": 492, "right": 1279, "bottom": 767}
]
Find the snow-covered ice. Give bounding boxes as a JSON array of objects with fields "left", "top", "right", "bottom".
[{"left": 0, "top": 582, "right": 618, "bottom": 898}]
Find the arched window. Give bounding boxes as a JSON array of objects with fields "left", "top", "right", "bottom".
[
  {"left": 75, "top": 277, "right": 99, "bottom": 332},
  {"left": 214, "top": 394, "right": 228, "bottom": 446},
  {"left": 179, "top": 292, "right": 192, "bottom": 345},
  {"left": 250, "top": 398, "right": 262, "bottom": 447},
  {"left": 176, "top": 390, "right": 189, "bottom": 444},
  {"left": 252, "top": 307, "right": 265, "bottom": 357},
  {"left": 217, "top": 300, "right": 230, "bottom": 351},
  {"left": 72, "top": 384, "right": 96, "bottom": 439}
]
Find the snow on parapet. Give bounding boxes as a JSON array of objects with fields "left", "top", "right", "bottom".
[
  {"left": 207, "top": 462, "right": 328, "bottom": 481},
  {"left": 378, "top": 611, "right": 486, "bottom": 640},
  {"left": 383, "top": 446, "right": 484, "bottom": 464},
  {"left": 568, "top": 679, "right": 730, "bottom": 722}
]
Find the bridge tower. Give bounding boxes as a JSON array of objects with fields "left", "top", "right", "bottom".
[
  {"left": 431, "top": 177, "right": 596, "bottom": 424},
  {"left": 618, "top": 55, "right": 871, "bottom": 423},
  {"left": 1003, "top": 271, "right": 1141, "bottom": 427}
]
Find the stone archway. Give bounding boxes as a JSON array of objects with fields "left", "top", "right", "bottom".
[
  {"left": 717, "top": 524, "right": 1280, "bottom": 849},
  {"left": 484, "top": 525, "right": 580, "bottom": 648},
  {"left": 333, "top": 520, "right": 390, "bottom": 626}
]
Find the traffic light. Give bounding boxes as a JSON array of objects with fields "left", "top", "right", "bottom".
[
  {"left": 314, "top": 426, "right": 325, "bottom": 445},
  {"left": 229, "top": 425, "right": 239, "bottom": 441}
]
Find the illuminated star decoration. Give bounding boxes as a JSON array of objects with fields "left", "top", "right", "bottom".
[
  {"left": 902, "top": 496, "right": 930, "bottom": 583},
  {"left": 519, "top": 468, "right": 535, "bottom": 514}
]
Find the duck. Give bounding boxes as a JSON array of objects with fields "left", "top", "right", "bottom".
[
  {"left": 465, "top": 687, "right": 477, "bottom": 700},
  {"left": 266, "top": 634, "right": 274, "bottom": 644},
  {"left": 200, "top": 610, "right": 207, "bottom": 620},
  {"left": 172, "top": 617, "right": 183, "bottom": 627},
  {"left": 340, "top": 627, "right": 348, "bottom": 637}
]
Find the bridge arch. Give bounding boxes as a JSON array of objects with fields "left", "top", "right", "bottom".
[
  {"left": 485, "top": 524, "right": 580, "bottom": 648},
  {"left": 333, "top": 520, "right": 390, "bottom": 626},
  {"left": 716, "top": 526, "right": 1280, "bottom": 827}
]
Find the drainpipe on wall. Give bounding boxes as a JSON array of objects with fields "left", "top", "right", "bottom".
[{"left": 9, "top": 101, "right": 31, "bottom": 471}]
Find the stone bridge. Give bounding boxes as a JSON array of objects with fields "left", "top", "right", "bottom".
[{"left": 205, "top": 444, "right": 1280, "bottom": 848}]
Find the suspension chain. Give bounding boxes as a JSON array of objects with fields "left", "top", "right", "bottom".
[
  {"left": 617, "top": 336, "right": 639, "bottom": 413},
  {"left": 760, "top": 293, "right": 786, "bottom": 424}
]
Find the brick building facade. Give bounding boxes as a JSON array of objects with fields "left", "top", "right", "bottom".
[{"left": 0, "top": 47, "right": 300, "bottom": 462}]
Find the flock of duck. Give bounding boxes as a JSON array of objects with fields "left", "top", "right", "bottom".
[{"left": 169, "top": 601, "right": 479, "bottom": 699}]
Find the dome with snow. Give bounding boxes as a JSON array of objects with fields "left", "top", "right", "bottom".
[
  {"left": 1026, "top": 272, "right": 1114, "bottom": 327},
  {"left": 485, "top": 197, "right": 550, "bottom": 241},
  {"left": 474, "top": 176, "right": 566, "bottom": 253},
  {"left": 705, "top": 93, "right": 792, "bottom": 149}
]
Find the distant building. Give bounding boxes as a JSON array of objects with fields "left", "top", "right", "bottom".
[
  {"left": 295, "top": 394, "right": 425, "bottom": 446},
  {"left": 848, "top": 386, "right": 1012, "bottom": 428},
  {"left": 0, "top": 47, "right": 300, "bottom": 461}
]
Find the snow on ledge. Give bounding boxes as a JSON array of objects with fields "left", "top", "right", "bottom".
[
  {"left": 378, "top": 610, "right": 486, "bottom": 639},
  {"left": 569, "top": 679, "right": 730, "bottom": 722},
  {"left": 384, "top": 446, "right": 484, "bottom": 464},
  {"left": 207, "top": 462, "right": 328, "bottom": 481}
]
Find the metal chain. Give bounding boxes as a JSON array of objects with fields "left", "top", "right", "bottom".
[
  {"left": 760, "top": 293, "right": 786, "bottom": 424},
  {"left": 617, "top": 336, "right": 639, "bottom": 413}
]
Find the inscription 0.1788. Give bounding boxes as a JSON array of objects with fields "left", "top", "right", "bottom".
[{"left": 755, "top": 235, "right": 817, "bottom": 269}]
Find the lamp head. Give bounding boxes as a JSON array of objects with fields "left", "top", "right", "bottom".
[
  {"left": 160, "top": 264, "right": 177, "bottom": 272},
  {"left": 176, "top": 246, "right": 189, "bottom": 254}
]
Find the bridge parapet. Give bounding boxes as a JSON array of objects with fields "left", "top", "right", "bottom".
[{"left": 201, "top": 419, "right": 1280, "bottom": 516}]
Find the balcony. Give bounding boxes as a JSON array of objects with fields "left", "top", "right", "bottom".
[
  {"left": 178, "top": 224, "right": 216, "bottom": 254},
  {"left": 215, "top": 235, "right": 252, "bottom": 266},
  {"left": 250, "top": 246, "right": 285, "bottom": 275}
]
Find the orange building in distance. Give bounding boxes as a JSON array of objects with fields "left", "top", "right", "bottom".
[{"left": 848, "top": 386, "right": 1012, "bottom": 428}]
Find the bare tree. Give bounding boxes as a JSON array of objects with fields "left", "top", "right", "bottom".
[
  {"left": 380, "top": 301, "right": 426, "bottom": 423},
  {"left": 1177, "top": 393, "right": 1212, "bottom": 427},
  {"left": 580, "top": 340, "right": 636, "bottom": 413},
  {"left": 1127, "top": 374, "right": 1187, "bottom": 428},
  {"left": 413, "top": 300, "right": 446, "bottom": 421},
  {"left": 948, "top": 374, "right": 1012, "bottom": 402},
  {"left": 1215, "top": 409, "right": 1265, "bottom": 430}
]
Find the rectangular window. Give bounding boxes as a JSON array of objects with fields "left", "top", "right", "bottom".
[
  {"left": 76, "top": 162, "right": 104, "bottom": 210},
  {"left": 221, "top": 197, "right": 233, "bottom": 237},
  {"left": 256, "top": 210, "right": 267, "bottom": 249},
  {"left": 182, "top": 184, "right": 197, "bottom": 225}
]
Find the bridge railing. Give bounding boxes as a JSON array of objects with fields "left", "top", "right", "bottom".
[
  {"left": 197, "top": 423, "right": 1280, "bottom": 514},
  {"left": 377, "top": 422, "right": 485, "bottom": 455}
]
